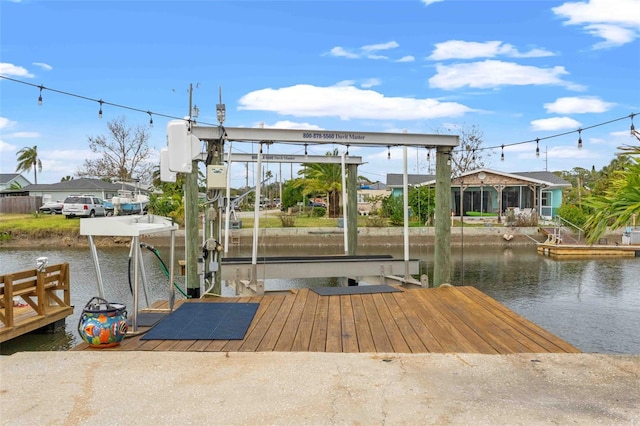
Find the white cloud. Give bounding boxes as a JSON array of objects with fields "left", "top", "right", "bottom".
[
  {"left": 428, "top": 40, "right": 554, "bottom": 60},
  {"left": 0, "top": 140, "right": 17, "bottom": 153},
  {"left": 361, "top": 41, "right": 399, "bottom": 52},
  {"left": 8, "top": 131, "right": 41, "bottom": 138},
  {"left": 327, "top": 40, "right": 406, "bottom": 61},
  {"left": 429, "top": 60, "right": 580, "bottom": 90},
  {"left": 328, "top": 46, "right": 359, "bottom": 59},
  {"left": 544, "top": 96, "right": 615, "bottom": 114},
  {"left": 0, "top": 63, "right": 34, "bottom": 78},
  {"left": 32, "top": 62, "right": 52, "bottom": 71},
  {"left": 0, "top": 117, "right": 16, "bottom": 130},
  {"left": 422, "top": 0, "right": 444, "bottom": 5},
  {"left": 258, "top": 120, "right": 323, "bottom": 130},
  {"left": 360, "top": 78, "right": 381, "bottom": 88},
  {"left": 530, "top": 117, "right": 582, "bottom": 131},
  {"left": 552, "top": 0, "right": 640, "bottom": 48},
  {"left": 238, "top": 83, "right": 474, "bottom": 120},
  {"left": 396, "top": 55, "right": 415, "bottom": 63}
]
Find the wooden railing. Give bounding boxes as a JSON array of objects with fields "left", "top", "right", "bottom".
[{"left": 0, "top": 263, "right": 71, "bottom": 329}]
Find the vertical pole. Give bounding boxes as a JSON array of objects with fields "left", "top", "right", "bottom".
[
  {"left": 185, "top": 84, "right": 200, "bottom": 298},
  {"left": 403, "top": 146, "right": 410, "bottom": 280},
  {"left": 88, "top": 235, "right": 105, "bottom": 298},
  {"left": 224, "top": 144, "right": 233, "bottom": 253},
  {"left": 169, "top": 229, "right": 175, "bottom": 310},
  {"left": 433, "top": 147, "right": 452, "bottom": 286},
  {"left": 341, "top": 152, "right": 348, "bottom": 255},
  {"left": 251, "top": 143, "right": 264, "bottom": 294},
  {"left": 347, "top": 163, "right": 358, "bottom": 256},
  {"left": 132, "top": 235, "right": 140, "bottom": 331}
]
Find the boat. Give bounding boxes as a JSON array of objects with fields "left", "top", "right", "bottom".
[{"left": 104, "top": 189, "right": 150, "bottom": 216}]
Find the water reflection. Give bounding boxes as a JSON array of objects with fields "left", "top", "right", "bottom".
[{"left": 1, "top": 245, "right": 638, "bottom": 355}]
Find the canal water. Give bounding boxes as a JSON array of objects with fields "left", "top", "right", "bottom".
[{"left": 1, "top": 245, "right": 638, "bottom": 355}]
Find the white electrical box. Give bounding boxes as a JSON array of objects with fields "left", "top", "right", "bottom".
[
  {"left": 207, "top": 165, "right": 227, "bottom": 189},
  {"left": 160, "top": 148, "right": 176, "bottom": 183}
]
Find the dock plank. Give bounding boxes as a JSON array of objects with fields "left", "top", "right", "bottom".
[{"left": 72, "top": 286, "right": 580, "bottom": 355}]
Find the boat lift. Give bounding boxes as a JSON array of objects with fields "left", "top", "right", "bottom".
[{"left": 162, "top": 113, "right": 459, "bottom": 295}]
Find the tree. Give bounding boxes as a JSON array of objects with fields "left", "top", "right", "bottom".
[
  {"left": 434, "top": 124, "right": 489, "bottom": 176},
  {"left": 15, "top": 145, "right": 42, "bottom": 184},
  {"left": 60, "top": 175, "right": 74, "bottom": 182},
  {"left": 296, "top": 148, "right": 344, "bottom": 218},
  {"left": 282, "top": 178, "right": 304, "bottom": 209},
  {"left": 77, "top": 116, "right": 153, "bottom": 183},
  {"left": 583, "top": 144, "right": 640, "bottom": 243},
  {"left": 408, "top": 186, "right": 436, "bottom": 224}
]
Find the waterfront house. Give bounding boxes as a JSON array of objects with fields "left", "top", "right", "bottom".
[{"left": 386, "top": 169, "right": 571, "bottom": 220}]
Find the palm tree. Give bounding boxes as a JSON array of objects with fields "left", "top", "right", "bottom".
[
  {"left": 583, "top": 144, "right": 640, "bottom": 243},
  {"left": 296, "top": 148, "right": 343, "bottom": 217},
  {"left": 15, "top": 145, "right": 42, "bottom": 184}
]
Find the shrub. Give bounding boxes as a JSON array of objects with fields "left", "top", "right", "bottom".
[
  {"left": 556, "top": 204, "right": 587, "bottom": 228},
  {"left": 365, "top": 216, "right": 387, "bottom": 227},
  {"left": 311, "top": 207, "right": 326, "bottom": 217},
  {"left": 279, "top": 214, "right": 296, "bottom": 227}
]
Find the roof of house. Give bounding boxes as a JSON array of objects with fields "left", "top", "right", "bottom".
[
  {"left": 510, "top": 171, "right": 571, "bottom": 187},
  {"left": 386, "top": 174, "right": 436, "bottom": 188},
  {"left": 20, "top": 178, "right": 143, "bottom": 193},
  {"left": 0, "top": 173, "right": 28, "bottom": 185},
  {"left": 406, "top": 168, "right": 571, "bottom": 188}
]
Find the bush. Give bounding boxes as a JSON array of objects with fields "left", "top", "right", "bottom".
[
  {"left": 365, "top": 216, "right": 388, "bottom": 227},
  {"left": 279, "top": 214, "right": 296, "bottom": 227},
  {"left": 311, "top": 207, "right": 326, "bottom": 217},
  {"left": 556, "top": 204, "right": 587, "bottom": 227}
]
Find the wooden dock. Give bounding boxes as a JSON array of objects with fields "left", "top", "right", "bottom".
[
  {"left": 0, "top": 263, "right": 73, "bottom": 343},
  {"left": 73, "top": 286, "right": 579, "bottom": 354},
  {"left": 537, "top": 242, "right": 640, "bottom": 258}
]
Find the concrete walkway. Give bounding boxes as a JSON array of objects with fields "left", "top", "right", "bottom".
[{"left": 1, "top": 352, "right": 639, "bottom": 425}]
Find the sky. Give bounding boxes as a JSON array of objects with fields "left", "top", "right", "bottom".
[{"left": 1, "top": 0, "right": 639, "bottom": 188}]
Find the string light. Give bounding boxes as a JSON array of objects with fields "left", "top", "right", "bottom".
[
  {"left": 304, "top": 143, "right": 308, "bottom": 157},
  {"left": 0, "top": 76, "right": 637, "bottom": 153},
  {"left": 501, "top": 144, "right": 504, "bottom": 161},
  {"left": 98, "top": 99, "right": 103, "bottom": 118},
  {"left": 387, "top": 145, "right": 391, "bottom": 160},
  {"left": 535, "top": 138, "right": 540, "bottom": 158},
  {"left": 426, "top": 148, "right": 430, "bottom": 162},
  {"left": 346, "top": 144, "right": 349, "bottom": 156},
  {"left": 472, "top": 148, "right": 476, "bottom": 161},
  {"left": 147, "top": 111, "right": 153, "bottom": 127},
  {"left": 577, "top": 129, "right": 582, "bottom": 150}
]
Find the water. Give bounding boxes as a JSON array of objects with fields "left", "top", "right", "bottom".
[{"left": 1, "top": 245, "right": 638, "bottom": 355}]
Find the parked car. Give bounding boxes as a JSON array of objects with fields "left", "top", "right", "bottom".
[
  {"left": 62, "top": 195, "right": 107, "bottom": 218},
  {"left": 39, "top": 201, "right": 64, "bottom": 215},
  {"left": 309, "top": 200, "right": 326, "bottom": 208}
]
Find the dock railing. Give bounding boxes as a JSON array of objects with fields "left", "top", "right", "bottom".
[
  {"left": 0, "top": 263, "right": 71, "bottom": 332},
  {"left": 554, "top": 215, "right": 584, "bottom": 244}
]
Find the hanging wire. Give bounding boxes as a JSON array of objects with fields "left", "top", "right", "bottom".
[{"left": 0, "top": 75, "right": 637, "bottom": 151}]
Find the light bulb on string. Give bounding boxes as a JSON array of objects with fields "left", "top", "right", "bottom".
[
  {"left": 501, "top": 144, "right": 505, "bottom": 161},
  {"left": 472, "top": 148, "right": 476, "bottom": 161},
  {"left": 346, "top": 144, "right": 349, "bottom": 156},
  {"left": 387, "top": 145, "right": 391, "bottom": 160},
  {"left": 38, "top": 85, "right": 43, "bottom": 106},
  {"left": 535, "top": 138, "right": 540, "bottom": 158},
  {"left": 304, "top": 144, "right": 308, "bottom": 158},
  {"left": 148, "top": 111, "right": 153, "bottom": 127},
  {"left": 577, "top": 129, "right": 582, "bottom": 150},
  {"left": 98, "top": 100, "right": 103, "bottom": 118},
  {"left": 426, "top": 148, "right": 430, "bottom": 163},
  {"left": 631, "top": 114, "right": 636, "bottom": 136}
]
